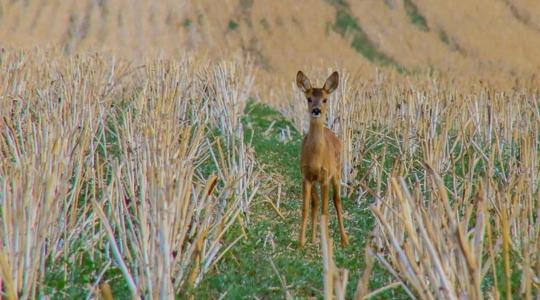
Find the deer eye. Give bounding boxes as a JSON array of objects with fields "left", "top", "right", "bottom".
[
  {"left": 307, "top": 98, "right": 312, "bottom": 103},
  {"left": 323, "top": 99, "right": 327, "bottom": 103}
]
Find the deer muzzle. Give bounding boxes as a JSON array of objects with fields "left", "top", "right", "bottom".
[{"left": 311, "top": 107, "right": 321, "bottom": 118}]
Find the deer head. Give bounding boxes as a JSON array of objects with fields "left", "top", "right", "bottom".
[{"left": 296, "top": 71, "right": 339, "bottom": 120}]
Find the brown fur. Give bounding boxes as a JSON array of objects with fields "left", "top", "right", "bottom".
[{"left": 296, "top": 71, "right": 349, "bottom": 247}]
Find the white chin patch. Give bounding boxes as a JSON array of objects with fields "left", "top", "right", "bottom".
[{"left": 311, "top": 113, "right": 321, "bottom": 118}]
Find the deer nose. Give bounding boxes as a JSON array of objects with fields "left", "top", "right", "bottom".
[{"left": 312, "top": 108, "right": 321, "bottom": 115}]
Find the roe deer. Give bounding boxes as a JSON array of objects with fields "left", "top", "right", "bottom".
[{"left": 296, "top": 71, "right": 349, "bottom": 248}]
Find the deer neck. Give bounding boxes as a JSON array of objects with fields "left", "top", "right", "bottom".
[{"left": 307, "top": 118, "right": 326, "bottom": 146}]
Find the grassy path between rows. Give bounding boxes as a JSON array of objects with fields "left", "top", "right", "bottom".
[{"left": 195, "top": 103, "right": 407, "bottom": 299}]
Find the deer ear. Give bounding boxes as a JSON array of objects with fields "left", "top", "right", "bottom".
[
  {"left": 296, "top": 71, "right": 312, "bottom": 93},
  {"left": 323, "top": 71, "right": 339, "bottom": 94}
]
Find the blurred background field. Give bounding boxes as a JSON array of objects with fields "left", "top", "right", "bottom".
[
  {"left": 2, "top": 0, "right": 540, "bottom": 76},
  {"left": 0, "top": 0, "right": 539, "bottom": 299}
]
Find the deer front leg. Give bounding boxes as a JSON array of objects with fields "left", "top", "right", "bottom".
[
  {"left": 320, "top": 181, "right": 330, "bottom": 243},
  {"left": 299, "top": 180, "right": 312, "bottom": 248},
  {"left": 311, "top": 187, "right": 319, "bottom": 243}
]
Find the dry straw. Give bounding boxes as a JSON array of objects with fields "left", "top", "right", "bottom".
[
  {"left": 0, "top": 49, "right": 125, "bottom": 299},
  {"left": 0, "top": 50, "right": 259, "bottom": 298}
]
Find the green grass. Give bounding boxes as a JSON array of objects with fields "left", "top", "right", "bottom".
[
  {"left": 194, "top": 102, "right": 407, "bottom": 299},
  {"left": 437, "top": 28, "right": 466, "bottom": 54},
  {"left": 438, "top": 29, "right": 450, "bottom": 46},
  {"left": 228, "top": 20, "right": 239, "bottom": 30},
  {"left": 481, "top": 251, "right": 523, "bottom": 299},
  {"left": 326, "top": 0, "right": 406, "bottom": 72},
  {"left": 43, "top": 244, "right": 130, "bottom": 299},
  {"left": 403, "top": 0, "right": 429, "bottom": 32}
]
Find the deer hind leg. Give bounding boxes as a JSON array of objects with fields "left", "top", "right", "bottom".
[
  {"left": 310, "top": 186, "right": 319, "bottom": 243},
  {"left": 299, "top": 180, "right": 312, "bottom": 248},
  {"left": 332, "top": 177, "right": 349, "bottom": 247}
]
